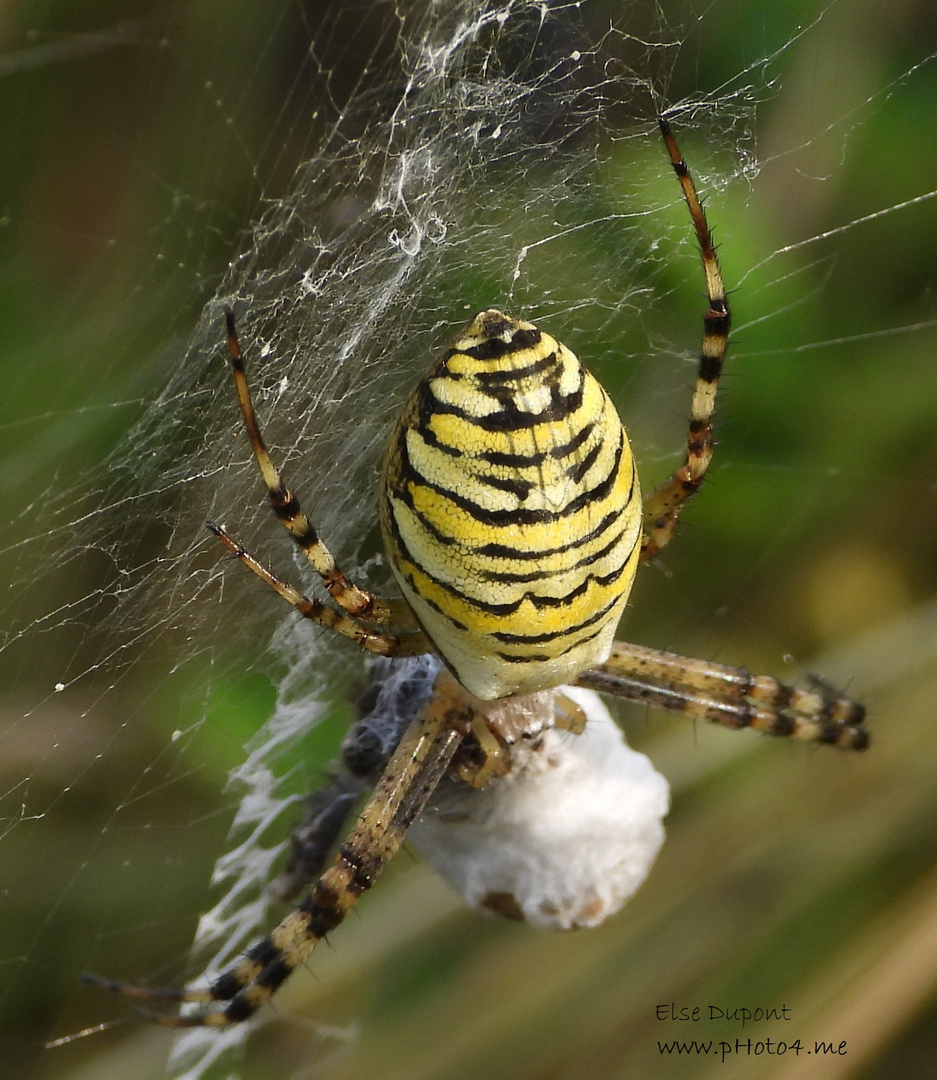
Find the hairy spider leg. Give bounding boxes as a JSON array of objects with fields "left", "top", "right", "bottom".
[
  {"left": 577, "top": 641, "right": 868, "bottom": 749},
  {"left": 223, "top": 310, "right": 414, "bottom": 627},
  {"left": 640, "top": 119, "right": 731, "bottom": 562},
  {"left": 84, "top": 670, "right": 472, "bottom": 1026},
  {"left": 207, "top": 522, "right": 431, "bottom": 656}
]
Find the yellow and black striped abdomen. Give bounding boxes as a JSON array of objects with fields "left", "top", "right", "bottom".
[{"left": 380, "top": 310, "right": 642, "bottom": 700}]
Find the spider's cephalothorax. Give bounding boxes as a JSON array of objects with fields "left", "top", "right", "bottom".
[
  {"left": 84, "top": 119, "right": 869, "bottom": 1032},
  {"left": 380, "top": 309, "right": 642, "bottom": 699}
]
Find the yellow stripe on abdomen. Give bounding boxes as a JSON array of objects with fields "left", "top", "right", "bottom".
[{"left": 379, "top": 309, "right": 642, "bottom": 700}]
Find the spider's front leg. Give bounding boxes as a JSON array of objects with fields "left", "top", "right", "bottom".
[
  {"left": 84, "top": 668, "right": 472, "bottom": 1027},
  {"left": 276, "top": 655, "right": 589, "bottom": 900},
  {"left": 275, "top": 655, "right": 444, "bottom": 901}
]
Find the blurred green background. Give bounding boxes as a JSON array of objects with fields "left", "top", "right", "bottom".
[{"left": 2, "top": 1, "right": 937, "bottom": 1079}]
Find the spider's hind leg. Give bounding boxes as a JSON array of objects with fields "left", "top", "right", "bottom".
[
  {"left": 222, "top": 310, "right": 411, "bottom": 627},
  {"left": 640, "top": 120, "right": 731, "bottom": 562},
  {"left": 208, "top": 522, "right": 431, "bottom": 657}
]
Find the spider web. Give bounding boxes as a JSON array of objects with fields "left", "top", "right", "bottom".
[{"left": 4, "top": 2, "right": 937, "bottom": 1079}]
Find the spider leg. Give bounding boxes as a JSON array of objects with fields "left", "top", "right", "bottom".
[
  {"left": 85, "top": 669, "right": 472, "bottom": 1027},
  {"left": 274, "top": 658, "right": 438, "bottom": 901},
  {"left": 208, "top": 522, "right": 432, "bottom": 656},
  {"left": 578, "top": 641, "right": 868, "bottom": 750},
  {"left": 223, "top": 310, "right": 411, "bottom": 626},
  {"left": 640, "top": 119, "right": 731, "bottom": 562}
]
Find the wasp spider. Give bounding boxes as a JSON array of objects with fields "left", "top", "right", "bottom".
[{"left": 86, "top": 119, "right": 868, "bottom": 1028}]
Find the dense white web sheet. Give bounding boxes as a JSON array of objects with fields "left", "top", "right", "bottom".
[{"left": 3, "top": 2, "right": 937, "bottom": 1079}]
